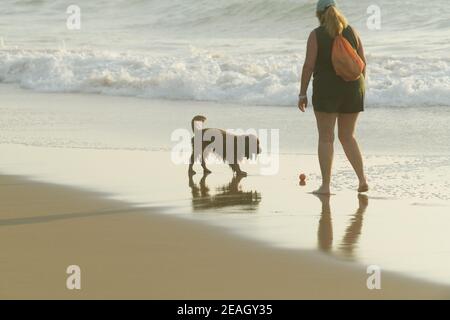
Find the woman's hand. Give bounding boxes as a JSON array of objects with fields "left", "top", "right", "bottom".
[{"left": 298, "top": 96, "right": 308, "bottom": 112}]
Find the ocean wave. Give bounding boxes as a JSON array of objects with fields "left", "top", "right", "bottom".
[
  {"left": 0, "top": 48, "right": 449, "bottom": 107},
  {"left": 120, "top": 0, "right": 450, "bottom": 34},
  {"left": 2, "top": 0, "right": 449, "bottom": 40}
]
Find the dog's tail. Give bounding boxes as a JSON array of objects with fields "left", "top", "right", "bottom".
[{"left": 191, "top": 115, "right": 207, "bottom": 132}]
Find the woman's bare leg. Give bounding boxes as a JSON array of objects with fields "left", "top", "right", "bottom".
[
  {"left": 337, "top": 113, "right": 368, "bottom": 192},
  {"left": 313, "top": 111, "right": 338, "bottom": 195}
]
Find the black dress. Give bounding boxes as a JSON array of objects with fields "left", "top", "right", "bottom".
[{"left": 312, "top": 25, "right": 365, "bottom": 114}]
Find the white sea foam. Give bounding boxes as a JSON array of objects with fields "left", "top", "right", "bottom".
[{"left": 1, "top": 48, "right": 449, "bottom": 107}]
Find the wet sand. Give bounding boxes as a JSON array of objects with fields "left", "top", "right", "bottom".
[
  {"left": 1, "top": 85, "right": 450, "bottom": 299},
  {"left": 1, "top": 174, "right": 449, "bottom": 299}
]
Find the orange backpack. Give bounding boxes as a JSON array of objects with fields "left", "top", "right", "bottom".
[{"left": 331, "top": 30, "right": 365, "bottom": 82}]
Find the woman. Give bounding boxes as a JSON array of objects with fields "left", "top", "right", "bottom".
[{"left": 298, "top": 0, "right": 368, "bottom": 195}]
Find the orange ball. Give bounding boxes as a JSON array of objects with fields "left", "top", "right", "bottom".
[{"left": 299, "top": 173, "right": 306, "bottom": 181}]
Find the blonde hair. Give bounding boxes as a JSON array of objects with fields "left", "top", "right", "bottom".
[{"left": 316, "top": 6, "right": 348, "bottom": 38}]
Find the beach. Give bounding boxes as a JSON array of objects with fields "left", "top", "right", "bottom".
[
  {"left": 1, "top": 0, "right": 450, "bottom": 300},
  {"left": 1, "top": 174, "right": 450, "bottom": 299},
  {"left": 0, "top": 86, "right": 449, "bottom": 299}
]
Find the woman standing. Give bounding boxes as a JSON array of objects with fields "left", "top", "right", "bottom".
[{"left": 298, "top": 0, "right": 369, "bottom": 195}]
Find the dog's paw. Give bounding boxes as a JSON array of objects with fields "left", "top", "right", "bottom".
[
  {"left": 188, "top": 169, "right": 196, "bottom": 176},
  {"left": 237, "top": 171, "right": 248, "bottom": 177}
]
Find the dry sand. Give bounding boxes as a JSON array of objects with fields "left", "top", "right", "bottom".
[{"left": 0, "top": 174, "right": 449, "bottom": 300}]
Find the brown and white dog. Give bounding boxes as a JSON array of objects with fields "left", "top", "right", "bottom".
[{"left": 188, "top": 115, "right": 261, "bottom": 177}]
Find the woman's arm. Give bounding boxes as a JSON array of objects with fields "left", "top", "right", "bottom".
[
  {"left": 298, "top": 31, "right": 318, "bottom": 112},
  {"left": 355, "top": 30, "right": 366, "bottom": 78}
]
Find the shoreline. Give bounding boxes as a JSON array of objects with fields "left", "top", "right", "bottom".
[{"left": 1, "top": 174, "right": 449, "bottom": 299}]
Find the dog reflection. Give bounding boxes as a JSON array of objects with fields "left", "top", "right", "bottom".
[
  {"left": 315, "top": 194, "right": 368, "bottom": 259},
  {"left": 188, "top": 173, "right": 261, "bottom": 211}
]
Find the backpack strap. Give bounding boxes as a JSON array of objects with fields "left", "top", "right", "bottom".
[
  {"left": 347, "top": 25, "right": 359, "bottom": 50},
  {"left": 353, "top": 26, "right": 360, "bottom": 50}
]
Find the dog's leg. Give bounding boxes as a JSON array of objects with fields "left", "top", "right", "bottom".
[
  {"left": 201, "top": 156, "right": 212, "bottom": 174},
  {"left": 188, "top": 151, "right": 196, "bottom": 176},
  {"left": 230, "top": 164, "right": 247, "bottom": 177},
  {"left": 236, "top": 164, "right": 248, "bottom": 177},
  {"left": 201, "top": 142, "right": 212, "bottom": 174}
]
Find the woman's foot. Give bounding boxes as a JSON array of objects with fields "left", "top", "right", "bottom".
[
  {"left": 313, "top": 185, "right": 332, "bottom": 195},
  {"left": 358, "top": 193, "right": 369, "bottom": 209},
  {"left": 358, "top": 180, "right": 369, "bottom": 193}
]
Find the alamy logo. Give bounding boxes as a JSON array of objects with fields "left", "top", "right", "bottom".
[
  {"left": 66, "top": 5, "right": 81, "bottom": 30},
  {"left": 366, "top": 265, "right": 381, "bottom": 290},
  {"left": 367, "top": 5, "right": 381, "bottom": 30},
  {"left": 171, "top": 128, "right": 280, "bottom": 176},
  {"left": 66, "top": 265, "right": 81, "bottom": 290}
]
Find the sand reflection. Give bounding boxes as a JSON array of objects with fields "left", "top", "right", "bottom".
[
  {"left": 188, "top": 173, "right": 261, "bottom": 212},
  {"left": 316, "top": 194, "right": 369, "bottom": 260}
]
